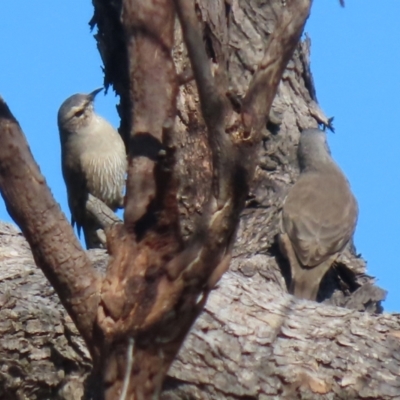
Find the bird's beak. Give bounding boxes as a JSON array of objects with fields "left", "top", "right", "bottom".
[{"left": 88, "top": 87, "right": 103, "bottom": 100}]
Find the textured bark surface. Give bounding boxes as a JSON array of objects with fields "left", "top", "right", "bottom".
[
  {"left": 0, "top": 223, "right": 92, "bottom": 400},
  {"left": 165, "top": 268, "right": 398, "bottom": 400},
  {"left": 0, "top": 222, "right": 396, "bottom": 400},
  {"left": 0, "top": 0, "right": 392, "bottom": 399},
  {"left": 0, "top": 100, "right": 100, "bottom": 351}
]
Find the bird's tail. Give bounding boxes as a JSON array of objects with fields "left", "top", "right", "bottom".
[
  {"left": 82, "top": 217, "right": 106, "bottom": 249},
  {"left": 290, "top": 257, "right": 334, "bottom": 301}
]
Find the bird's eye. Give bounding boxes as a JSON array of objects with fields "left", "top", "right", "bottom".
[{"left": 74, "top": 109, "right": 85, "bottom": 118}]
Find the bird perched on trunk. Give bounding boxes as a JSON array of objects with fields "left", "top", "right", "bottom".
[
  {"left": 279, "top": 128, "right": 358, "bottom": 301},
  {"left": 58, "top": 88, "right": 126, "bottom": 249}
]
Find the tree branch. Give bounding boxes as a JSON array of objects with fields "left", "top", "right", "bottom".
[
  {"left": 242, "top": 0, "right": 311, "bottom": 132},
  {"left": 0, "top": 97, "right": 100, "bottom": 352},
  {"left": 0, "top": 228, "right": 396, "bottom": 399},
  {"left": 86, "top": 194, "right": 122, "bottom": 227},
  {"left": 121, "top": 0, "right": 179, "bottom": 229}
]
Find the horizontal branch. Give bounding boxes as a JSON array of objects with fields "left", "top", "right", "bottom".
[
  {"left": 0, "top": 228, "right": 398, "bottom": 399},
  {"left": 168, "top": 262, "right": 400, "bottom": 399}
]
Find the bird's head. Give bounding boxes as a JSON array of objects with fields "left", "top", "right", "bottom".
[
  {"left": 298, "top": 128, "right": 332, "bottom": 171},
  {"left": 57, "top": 88, "right": 103, "bottom": 138}
]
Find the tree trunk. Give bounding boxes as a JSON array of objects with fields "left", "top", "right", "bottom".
[{"left": 0, "top": 0, "right": 394, "bottom": 399}]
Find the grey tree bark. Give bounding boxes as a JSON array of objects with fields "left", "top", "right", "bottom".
[{"left": 0, "top": 0, "right": 396, "bottom": 399}]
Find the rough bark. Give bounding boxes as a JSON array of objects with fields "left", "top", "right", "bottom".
[
  {"left": 87, "top": 0, "right": 312, "bottom": 396},
  {"left": 0, "top": 98, "right": 100, "bottom": 351},
  {"left": 0, "top": 222, "right": 395, "bottom": 400},
  {"left": 0, "top": 0, "right": 392, "bottom": 399}
]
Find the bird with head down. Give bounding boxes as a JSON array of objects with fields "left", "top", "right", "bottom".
[{"left": 279, "top": 128, "right": 358, "bottom": 301}]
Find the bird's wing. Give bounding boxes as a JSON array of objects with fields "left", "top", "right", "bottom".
[
  {"left": 62, "top": 156, "right": 88, "bottom": 234},
  {"left": 282, "top": 170, "right": 358, "bottom": 267},
  {"left": 63, "top": 157, "right": 109, "bottom": 248}
]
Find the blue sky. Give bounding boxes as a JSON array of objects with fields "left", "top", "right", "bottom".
[{"left": 0, "top": 2, "right": 399, "bottom": 311}]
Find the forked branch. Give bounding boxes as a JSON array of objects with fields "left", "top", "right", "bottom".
[{"left": 0, "top": 0, "right": 313, "bottom": 398}]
